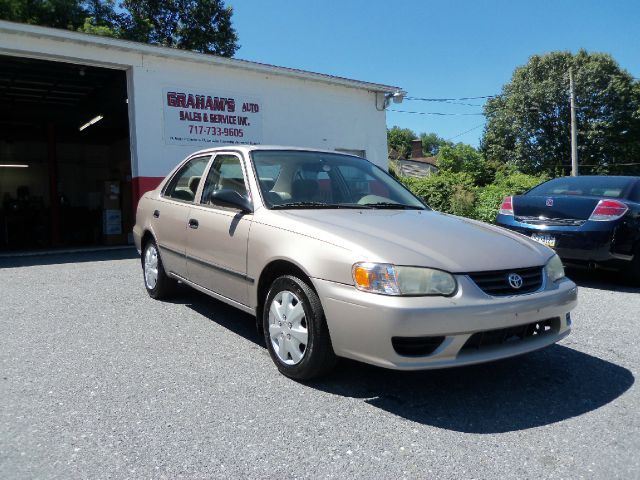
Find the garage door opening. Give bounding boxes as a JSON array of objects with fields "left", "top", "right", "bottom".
[{"left": 0, "top": 55, "right": 132, "bottom": 252}]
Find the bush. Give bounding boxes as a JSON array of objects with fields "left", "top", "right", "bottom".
[
  {"left": 388, "top": 159, "right": 401, "bottom": 179},
  {"left": 399, "top": 169, "right": 548, "bottom": 223},
  {"left": 401, "top": 172, "right": 477, "bottom": 217},
  {"left": 474, "top": 172, "right": 549, "bottom": 223}
]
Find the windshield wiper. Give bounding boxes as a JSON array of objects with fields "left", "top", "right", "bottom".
[
  {"left": 358, "top": 202, "right": 426, "bottom": 210},
  {"left": 271, "top": 201, "right": 364, "bottom": 209}
]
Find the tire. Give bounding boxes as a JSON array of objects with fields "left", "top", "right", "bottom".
[
  {"left": 142, "top": 239, "right": 176, "bottom": 299},
  {"left": 263, "top": 275, "right": 337, "bottom": 380}
]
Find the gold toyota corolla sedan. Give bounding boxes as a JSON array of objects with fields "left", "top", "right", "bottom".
[{"left": 134, "top": 146, "right": 577, "bottom": 380}]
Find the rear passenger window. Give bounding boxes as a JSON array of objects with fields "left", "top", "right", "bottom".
[{"left": 164, "top": 156, "right": 210, "bottom": 202}]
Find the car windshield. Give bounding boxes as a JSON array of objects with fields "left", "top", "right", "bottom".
[
  {"left": 527, "top": 176, "right": 635, "bottom": 199},
  {"left": 251, "top": 150, "right": 428, "bottom": 210}
]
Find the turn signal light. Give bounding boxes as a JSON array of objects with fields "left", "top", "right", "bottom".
[
  {"left": 589, "top": 199, "right": 628, "bottom": 221},
  {"left": 499, "top": 196, "right": 514, "bottom": 216},
  {"left": 353, "top": 266, "right": 372, "bottom": 288}
]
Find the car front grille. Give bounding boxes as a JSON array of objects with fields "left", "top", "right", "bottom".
[
  {"left": 515, "top": 216, "right": 586, "bottom": 227},
  {"left": 468, "top": 266, "right": 543, "bottom": 296},
  {"left": 461, "top": 318, "right": 560, "bottom": 352}
]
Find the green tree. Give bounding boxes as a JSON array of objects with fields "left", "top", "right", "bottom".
[
  {"left": 120, "top": 0, "right": 238, "bottom": 56},
  {"left": 420, "top": 132, "right": 452, "bottom": 156},
  {"left": 0, "top": 0, "right": 89, "bottom": 30},
  {"left": 437, "top": 143, "right": 494, "bottom": 186},
  {"left": 76, "top": 1, "right": 120, "bottom": 36},
  {"left": 0, "top": 0, "right": 239, "bottom": 57},
  {"left": 387, "top": 126, "right": 417, "bottom": 159},
  {"left": 482, "top": 50, "right": 640, "bottom": 175}
]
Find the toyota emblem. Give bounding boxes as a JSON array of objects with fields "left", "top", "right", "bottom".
[
  {"left": 546, "top": 198, "right": 554, "bottom": 207},
  {"left": 508, "top": 273, "right": 524, "bottom": 289}
]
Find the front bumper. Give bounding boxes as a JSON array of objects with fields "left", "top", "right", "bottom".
[{"left": 313, "top": 275, "right": 577, "bottom": 370}]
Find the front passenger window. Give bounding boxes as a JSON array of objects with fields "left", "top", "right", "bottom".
[
  {"left": 164, "top": 156, "right": 210, "bottom": 202},
  {"left": 201, "top": 154, "right": 248, "bottom": 204}
]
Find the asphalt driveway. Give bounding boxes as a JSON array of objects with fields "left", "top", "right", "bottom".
[{"left": 1, "top": 250, "right": 638, "bottom": 479}]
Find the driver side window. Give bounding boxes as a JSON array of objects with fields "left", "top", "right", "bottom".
[{"left": 201, "top": 154, "right": 248, "bottom": 205}]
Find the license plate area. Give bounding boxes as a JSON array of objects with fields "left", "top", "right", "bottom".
[{"left": 531, "top": 233, "right": 556, "bottom": 248}]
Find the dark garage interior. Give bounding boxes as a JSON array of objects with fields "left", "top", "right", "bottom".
[{"left": 0, "top": 55, "right": 132, "bottom": 252}]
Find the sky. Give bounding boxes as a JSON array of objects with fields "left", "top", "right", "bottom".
[{"left": 228, "top": 0, "right": 640, "bottom": 147}]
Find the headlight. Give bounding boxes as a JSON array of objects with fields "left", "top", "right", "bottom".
[
  {"left": 352, "top": 262, "right": 457, "bottom": 296},
  {"left": 545, "top": 254, "right": 565, "bottom": 283}
]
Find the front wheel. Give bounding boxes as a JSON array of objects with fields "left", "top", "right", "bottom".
[
  {"left": 142, "top": 240, "right": 176, "bottom": 299},
  {"left": 263, "top": 275, "right": 337, "bottom": 380}
]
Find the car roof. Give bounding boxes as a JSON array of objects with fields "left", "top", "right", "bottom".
[{"left": 187, "top": 145, "right": 361, "bottom": 158}]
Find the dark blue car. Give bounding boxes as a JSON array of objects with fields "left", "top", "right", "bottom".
[{"left": 496, "top": 176, "right": 640, "bottom": 280}]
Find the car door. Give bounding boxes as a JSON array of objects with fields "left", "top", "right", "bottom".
[
  {"left": 186, "top": 152, "right": 253, "bottom": 306},
  {"left": 153, "top": 155, "right": 211, "bottom": 278}
]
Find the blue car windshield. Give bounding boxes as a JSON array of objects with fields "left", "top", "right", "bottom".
[
  {"left": 527, "top": 177, "right": 635, "bottom": 199},
  {"left": 250, "top": 150, "right": 427, "bottom": 210}
]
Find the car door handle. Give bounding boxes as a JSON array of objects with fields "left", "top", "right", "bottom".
[
  {"left": 153, "top": 210, "right": 160, "bottom": 218},
  {"left": 188, "top": 218, "right": 199, "bottom": 229}
]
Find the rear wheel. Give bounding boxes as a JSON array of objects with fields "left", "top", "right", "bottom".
[
  {"left": 142, "top": 239, "right": 176, "bottom": 299},
  {"left": 263, "top": 275, "right": 337, "bottom": 380}
]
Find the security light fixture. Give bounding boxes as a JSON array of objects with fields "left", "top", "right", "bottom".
[
  {"left": 0, "top": 164, "right": 29, "bottom": 168},
  {"left": 384, "top": 91, "right": 405, "bottom": 107},
  {"left": 79, "top": 115, "right": 103, "bottom": 131},
  {"left": 391, "top": 91, "right": 405, "bottom": 104}
]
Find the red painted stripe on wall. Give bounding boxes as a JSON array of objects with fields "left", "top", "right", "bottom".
[{"left": 132, "top": 176, "right": 164, "bottom": 207}]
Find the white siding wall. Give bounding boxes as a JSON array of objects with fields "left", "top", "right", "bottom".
[{"left": 1, "top": 27, "right": 389, "bottom": 180}]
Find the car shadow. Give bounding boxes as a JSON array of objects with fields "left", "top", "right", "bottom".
[
  {"left": 0, "top": 247, "right": 139, "bottom": 268},
  {"left": 166, "top": 288, "right": 634, "bottom": 434},
  {"left": 565, "top": 267, "right": 640, "bottom": 293},
  {"left": 311, "top": 347, "right": 633, "bottom": 433},
  {"left": 168, "top": 286, "right": 265, "bottom": 347}
]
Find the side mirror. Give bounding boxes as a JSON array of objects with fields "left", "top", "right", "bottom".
[{"left": 209, "top": 189, "right": 253, "bottom": 213}]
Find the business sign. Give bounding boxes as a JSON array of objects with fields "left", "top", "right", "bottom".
[{"left": 163, "top": 88, "right": 262, "bottom": 146}]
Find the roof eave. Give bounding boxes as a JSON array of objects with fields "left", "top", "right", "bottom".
[{"left": 0, "top": 20, "right": 405, "bottom": 95}]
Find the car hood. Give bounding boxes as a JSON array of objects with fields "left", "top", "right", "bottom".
[{"left": 266, "top": 209, "right": 554, "bottom": 273}]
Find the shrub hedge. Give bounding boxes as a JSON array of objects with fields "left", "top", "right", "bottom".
[{"left": 400, "top": 171, "right": 549, "bottom": 223}]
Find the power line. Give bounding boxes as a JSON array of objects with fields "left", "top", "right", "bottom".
[
  {"left": 560, "top": 162, "right": 640, "bottom": 166},
  {"left": 446, "top": 123, "right": 486, "bottom": 141},
  {"left": 443, "top": 101, "right": 486, "bottom": 107},
  {"left": 405, "top": 95, "right": 496, "bottom": 101},
  {"left": 401, "top": 72, "right": 639, "bottom": 106},
  {"left": 389, "top": 109, "right": 485, "bottom": 116}
]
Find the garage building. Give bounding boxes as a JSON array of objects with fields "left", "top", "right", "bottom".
[{"left": 0, "top": 20, "right": 403, "bottom": 252}]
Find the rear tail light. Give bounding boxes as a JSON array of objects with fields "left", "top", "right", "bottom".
[
  {"left": 589, "top": 199, "right": 628, "bottom": 221},
  {"left": 499, "top": 196, "right": 514, "bottom": 216}
]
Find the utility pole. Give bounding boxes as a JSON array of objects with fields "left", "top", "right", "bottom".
[{"left": 569, "top": 67, "right": 578, "bottom": 176}]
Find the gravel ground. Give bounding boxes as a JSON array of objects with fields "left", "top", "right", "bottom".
[{"left": 1, "top": 249, "right": 638, "bottom": 479}]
